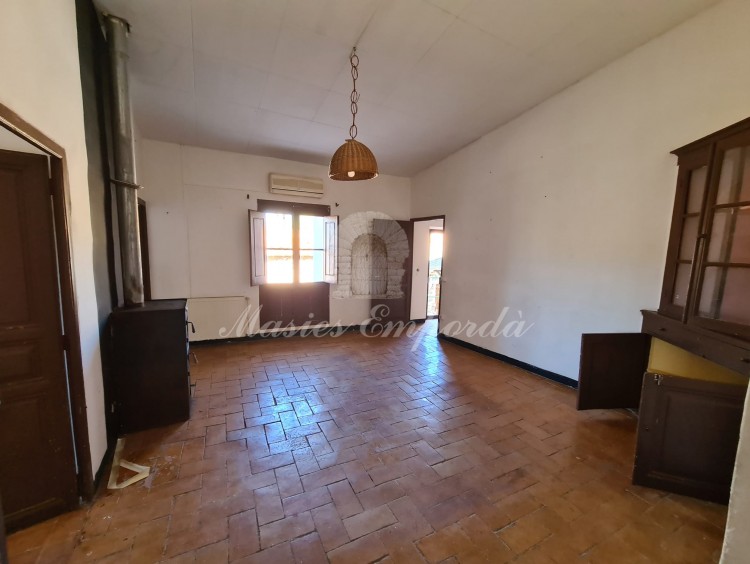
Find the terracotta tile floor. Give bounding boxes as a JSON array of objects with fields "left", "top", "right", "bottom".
[{"left": 8, "top": 322, "right": 727, "bottom": 563}]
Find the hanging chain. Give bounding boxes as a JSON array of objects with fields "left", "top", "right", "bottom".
[{"left": 349, "top": 47, "right": 359, "bottom": 139}]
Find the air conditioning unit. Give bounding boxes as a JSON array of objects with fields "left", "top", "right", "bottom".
[{"left": 269, "top": 173, "right": 324, "bottom": 198}]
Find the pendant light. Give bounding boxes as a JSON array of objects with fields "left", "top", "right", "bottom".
[{"left": 329, "top": 47, "right": 378, "bottom": 181}]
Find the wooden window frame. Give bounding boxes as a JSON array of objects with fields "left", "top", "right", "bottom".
[{"left": 249, "top": 200, "right": 338, "bottom": 286}]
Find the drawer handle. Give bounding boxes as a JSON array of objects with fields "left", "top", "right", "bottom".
[
  {"left": 741, "top": 358, "right": 750, "bottom": 364},
  {"left": 187, "top": 321, "right": 196, "bottom": 334}
]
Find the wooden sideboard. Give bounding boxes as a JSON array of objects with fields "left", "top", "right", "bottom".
[{"left": 109, "top": 299, "right": 191, "bottom": 434}]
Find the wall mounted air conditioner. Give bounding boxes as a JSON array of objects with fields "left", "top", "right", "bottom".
[{"left": 269, "top": 173, "right": 324, "bottom": 198}]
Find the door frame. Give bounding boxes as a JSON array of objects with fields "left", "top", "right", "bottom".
[
  {"left": 0, "top": 102, "right": 94, "bottom": 500},
  {"left": 411, "top": 215, "right": 446, "bottom": 327}
]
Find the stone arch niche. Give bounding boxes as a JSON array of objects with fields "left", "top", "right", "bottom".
[
  {"left": 352, "top": 234, "right": 387, "bottom": 297},
  {"left": 333, "top": 212, "right": 409, "bottom": 299}
]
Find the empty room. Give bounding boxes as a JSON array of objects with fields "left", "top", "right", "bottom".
[{"left": 2, "top": 0, "right": 750, "bottom": 562}]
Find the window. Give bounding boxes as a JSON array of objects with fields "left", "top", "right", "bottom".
[
  {"left": 265, "top": 212, "right": 294, "bottom": 283},
  {"left": 248, "top": 200, "right": 337, "bottom": 286},
  {"left": 659, "top": 118, "right": 750, "bottom": 341}
]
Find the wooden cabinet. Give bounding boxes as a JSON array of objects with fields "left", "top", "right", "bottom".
[
  {"left": 634, "top": 372, "right": 745, "bottom": 503},
  {"left": 576, "top": 121, "right": 750, "bottom": 504},
  {"left": 110, "top": 299, "right": 190, "bottom": 434},
  {"left": 577, "top": 333, "right": 651, "bottom": 410},
  {"left": 578, "top": 333, "right": 747, "bottom": 503},
  {"left": 660, "top": 118, "right": 750, "bottom": 342}
]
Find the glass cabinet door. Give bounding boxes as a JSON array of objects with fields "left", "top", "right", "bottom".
[
  {"left": 659, "top": 146, "right": 711, "bottom": 319},
  {"left": 694, "top": 132, "right": 750, "bottom": 337},
  {"left": 672, "top": 165, "right": 708, "bottom": 307}
]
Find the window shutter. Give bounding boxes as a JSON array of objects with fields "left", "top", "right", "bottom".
[
  {"left": 324, "top": 215, "right": 338, "bottom": 284},
  {"left": 248, "top": 210, "right": 267, "bottom": 286}
]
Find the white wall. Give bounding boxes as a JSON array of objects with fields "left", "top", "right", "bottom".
[
  {"left": 412, "top": 0, "right": 750, "bottom": 381},
  {"left": 410, "top": 219, "right": 443, "bottom": 320},
  {"left": 724, "top": 388, "right": 750, "bottom": 563},
  {"left": 0, "top": 1, "right": 107, "bottom": 473},
  {"left": 139, "top": 140, "right": 411, "bottom": 335}
]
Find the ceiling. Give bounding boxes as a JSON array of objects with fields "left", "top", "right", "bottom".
[{"left": 95, "top": 0, "right": 721, "bottom": 177}]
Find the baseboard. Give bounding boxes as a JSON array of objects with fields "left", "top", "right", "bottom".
[{"left": 437, "top": 333, "right": 578, "bottom": 389}]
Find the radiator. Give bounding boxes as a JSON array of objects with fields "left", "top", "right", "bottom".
[{"left": 187, "top": 296, "right": 250, "bottom": 341}]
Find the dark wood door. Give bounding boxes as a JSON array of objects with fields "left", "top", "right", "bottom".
[
  {"left": 0, "top": 494, "right": 7, "bottom": 564},
  {"left": 577, "top": 333, "right": 651, "bottom": 410},
  {"left": 370, "top": 219, "right": 413, "bottom": 323},
  {"left": 0, "top": 150, "right": 78, "bottom": 531},
  {"left": 634, "top": 372, "right": 746, "bottom": 503},
  {"left": 259, "top": 283, "right": 330, "bottom": 328}
]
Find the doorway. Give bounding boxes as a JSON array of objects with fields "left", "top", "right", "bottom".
[
  {"left": 0, "top": 149, "right": 78, "bottom": 530},
  {"left": 0, "top": 106, "right": 93, "bottom": 532},
  {"left": 426, "top": 228, "right": 443, "bottom": 318},
  {"left": 410, "top": 217, "right": 445, "bottom": 322}
]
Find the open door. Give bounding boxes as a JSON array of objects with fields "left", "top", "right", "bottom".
[
  {"left": 370, "top": 219, "right": 413, "bottom": 323},
  {"left": 426, "top": 228, "right": 443, "bottom": 319},
  {"left": 250, "top": 204, "right": 337, "bottom": 328},
  {"left": 577, "top": 333, "right": 651, "bottom": 410},
  {"left": 409, "top": 217, "right": 444, "bottom": 322}
]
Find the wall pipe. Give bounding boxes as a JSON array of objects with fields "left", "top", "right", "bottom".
[{"left": 105, "top": 15, "right": 144, "bottom": 306}]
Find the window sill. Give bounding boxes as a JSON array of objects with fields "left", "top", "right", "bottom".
[{"left": 641, "top": 310, "right": 750, "bottom": 377}]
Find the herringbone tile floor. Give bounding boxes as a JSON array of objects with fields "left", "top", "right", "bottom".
[{"left": 8, "top": 322, "right": 727, "bottom": 563}]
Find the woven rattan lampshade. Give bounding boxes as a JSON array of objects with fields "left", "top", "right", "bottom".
[
  {"left": 329, "top": 47, "right": 378, "bottom": 181},
  {"left": 329, "top": 139, "right": 378, "bottom": 181}
]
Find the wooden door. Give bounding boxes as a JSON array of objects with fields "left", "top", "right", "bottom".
[
  {"left": 370, "top": 219, "right": 413, "bottom": 323},
  {"left": 577, "top": 333, "right": 651, "bottom": 410},
  {"left": 634, "top": 373, "right": 746, "bottom": 503},
  {"left": 0, "top": 495, "right": 7, "bottom": 564},
  {"left": 259, "top": 283, "right": 330, "bottom": 328},
  {"left": 0, "top": 150, "right": 78, "bottom": 531}
]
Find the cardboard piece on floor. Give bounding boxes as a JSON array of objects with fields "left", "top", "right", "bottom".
[{"left": 107, "top": 438, "right": 149, "bottom": 490}]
